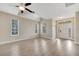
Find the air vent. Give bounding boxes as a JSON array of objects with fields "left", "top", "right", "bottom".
[{"left": 65, "top": 3, "right": 75, "bottom": 7}]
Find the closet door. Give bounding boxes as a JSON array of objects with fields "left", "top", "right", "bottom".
[
  {"left": 62, "top": 21, "right": 72, "bottom": 39},
  {"left": 57, "top": 22, "right": 64, "bottom": 38}
]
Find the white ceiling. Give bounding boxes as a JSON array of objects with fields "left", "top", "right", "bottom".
[{"left": 0, "top": 3, "right": 79, "bottom": 20}]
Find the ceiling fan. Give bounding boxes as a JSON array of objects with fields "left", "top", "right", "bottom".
[{"left": 16, "top": 3, "right": 35, "bottom": 14}]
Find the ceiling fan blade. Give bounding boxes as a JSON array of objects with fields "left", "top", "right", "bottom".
[
  {"left": 16, "top": 6, "right": 19, "bottom": 7},
  {"left": 25, "top": 8, "right": 35, "bottom": 13},
  {"left": 25, "top": 3, "right": 31, "bottom": 6}
]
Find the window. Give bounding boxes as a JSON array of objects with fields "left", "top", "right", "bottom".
[
  {"left": 35, "top": 24, "right": 38, "bottom": 33},
  {"left": 11, "top": 19, "right": 19, "bottom": 36},
  {"left": 68, "top": 28, "right": 71, "bottom": 37},
  {"left": 43, "top": 23, "right": 47, "bottom": 33}
]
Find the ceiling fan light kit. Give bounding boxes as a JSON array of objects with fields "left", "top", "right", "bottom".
[
  {"left": 19, "top": 6, "right": 25, "bottom": 10},
  {"left": 16, "top": 3, "right": 35, "bottom": 14}
]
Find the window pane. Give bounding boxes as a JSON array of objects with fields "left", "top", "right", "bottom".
[{"left": 11, "top": 19, "right": 18, "bottom": 35}]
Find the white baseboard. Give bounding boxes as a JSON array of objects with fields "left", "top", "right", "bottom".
[
  {"left": 40, "top": 36, "right": 52, "bottom": 40},
  {"left": 0, "top": 38, "right": 26, "bottom": 45},
  {"left": 0, "top": 35, "right": 38, "bottom": 45}
]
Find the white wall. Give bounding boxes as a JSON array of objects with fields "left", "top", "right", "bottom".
[
  {"left": 0, "top": 11, "right": 39, "bottom": 43},
  {"left": 75, "top": 11, "right": 79, "bottom": 43},
  {"left": 52, "top": 19, "right": 56, "bottom": 40}
]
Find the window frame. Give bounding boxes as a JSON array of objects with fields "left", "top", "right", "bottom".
[{"left": 11, "top": 19, "right": 19, "bottom": 36}]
